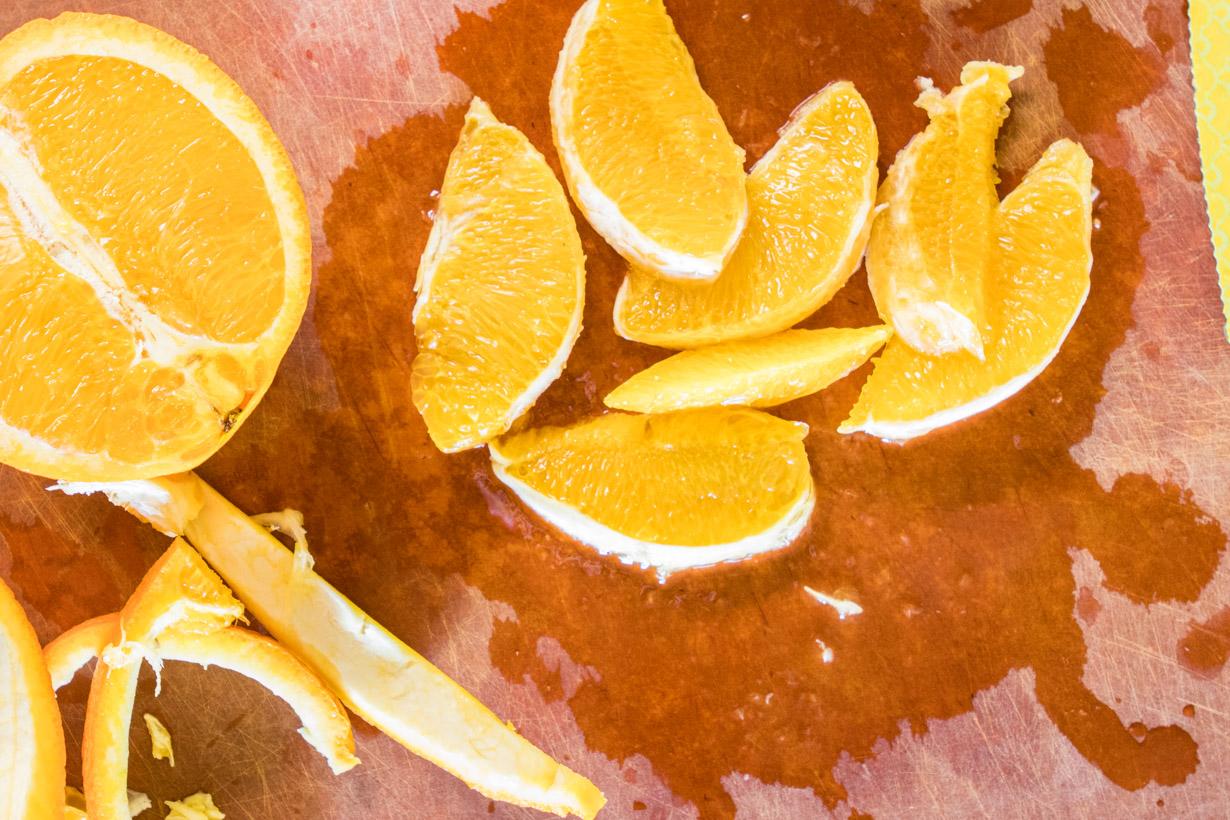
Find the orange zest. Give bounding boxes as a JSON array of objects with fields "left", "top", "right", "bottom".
[{"left": 48, "top": 612, "right": 358, "bottom": 775}]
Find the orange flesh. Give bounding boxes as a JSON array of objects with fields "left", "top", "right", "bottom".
[{"left": 1, "top": 56, "right": 284, "bottom": 342}]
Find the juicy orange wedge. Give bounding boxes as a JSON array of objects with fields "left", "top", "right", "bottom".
[
  {"left": 0, "top": 13, "right": 309, "bottom": 481},
  {"left": 47, "top": 614, "right": 359, "bottom": 775},
  {"left": 842, "top": 140, "right": 1094, "bottom": 440},
  {"left": 413, "top": 98, "right": 585, "bottom": 453},
  {"left": 551, "top": 0, "right": 747, "bottom": 280},
  {"left": 55, "top": 475, "right": 607, "bottom": 820},
  {"left": 605, "top": 326, "right": 892, "bottom": 413},
  {"left": 865, "top": 62, "right": 1022, "bottom": 359},
  {"left": 491, "top": 407, "right": 814, "bottom": 578},
  {"left": 614, "top": 82, "right": 878, "bottom": 348},
  {"left": 0, "top": 574, "right": 65, "bottom": 819}
]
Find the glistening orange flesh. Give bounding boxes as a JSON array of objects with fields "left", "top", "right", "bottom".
[{"left": 0, "top": 12, "right": 310, "bottom": 481}]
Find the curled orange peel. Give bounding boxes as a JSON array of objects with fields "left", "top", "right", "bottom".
[
  {"left": 66, "top": 539, "right": 357, "bottom": 819},
  {"left": 0, "top": 574, "right": 65, "bottom": 819},
  {"left": 47, "top": 613, "right": 358, "bottom": 775},
  {"left": 55, "top": 473, "right": 607, "bottom": 819}
]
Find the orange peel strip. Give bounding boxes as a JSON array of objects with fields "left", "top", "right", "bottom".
[
  {"left": 0, "top": 575, "right": 65, "bottom": 819},
  {"left": 55, "top": 473, "right": 607, "bottom": 819},
  {"left": 47, "top": 613, "right": 358, "bottom": 775}
]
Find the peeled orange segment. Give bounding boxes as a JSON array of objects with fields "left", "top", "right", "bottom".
[
  {"left": 842, "top": 140, "right": 1093, "bottom": 441},
  {"left": 0, "top": 575, "right": 66, "bottom": 820},
  {"left": 55, "top": 474, "right": 606, "bottom": 820},
  {"left": 866, "top": 61, "right": 1023, "bottom": 359},
  {"left": 614, "top": 82, "right": 878, "bottom": 348},
  {"left": 412, "top": 98, "right": 585, "bottom": 453},
  {"left": 605, "top": 326, "right": 892, "bottom": 413},
  {"left": 551, "top": 0, "right": 747, "bottom": 280},
  {"left": 48, "top": 613, "right": 359, "bottom": 776},
  {"left": 0, "top": 12, "right": 309, "bottom": 481},
  {"left": 490, "top": 408, "right": 814, "bottom": 576}
]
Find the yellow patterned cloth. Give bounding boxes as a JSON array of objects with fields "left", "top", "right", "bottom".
[{"left": 1190, "top": 0, "right": 1230, "bottom": 339}]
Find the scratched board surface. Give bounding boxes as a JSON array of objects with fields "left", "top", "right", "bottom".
[{"left": 1, "top": 1, "right": 1227, "bottom": 818}]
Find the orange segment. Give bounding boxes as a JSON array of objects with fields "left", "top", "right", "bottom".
[
  {"left": 604, "top": 326, "right": 892, "bottom": 413},
  {"left": 865, "top": 61, "right": 1022, "bottom": 358},
  {"left": 551, "top": 0, "right": 746, "bottom": 280},
  {"left": 842, "top": 140, "right": 1094, "bottom": 440},
  {"left": 56, "top": 473, "right": 607, "bottom": 820},
  {"left": 0, "top": 575, "right": 66, "bottom": 820},
  {"left": 490, "top": 408, "right": 814, "bottom": 577},
  {"left": 0, "top": 13, "right": 309, "bottom": 481},
  {"left": 412, "top": 98, "right": 585, "bottom": 453},
  {"left": 614, "top": 82, "right": 878, "bottom": 348}
]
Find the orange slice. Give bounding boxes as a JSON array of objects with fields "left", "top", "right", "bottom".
[
  {"left": 412, "top": 98, "right": 585, "bottom": 453},
  {"left": 0, "top": 13, "right": 309, "bottom": 481},
  {"left": 490, "top": 408, "right": 814, "bottom": 577},
  {"left": 865, "top": 61, "right": 1022, "bottom": 359},
  {"left": 0, "top": 574, "right": 65, "bottom": 819},
  {"left": 605, "top": 326, "right": 891, "bottom": 413},
  {"left": 842, "top": 140, "right": 1093, "bottom": 440},
  {"left": 614, "top": 82, "right": 878, "bottom": 347},
  {"left": 551, "top": 0, "right": 746, "bottom": 280},
  {"left": 55, "top": 474, "right": 606, "bottom": 820}
]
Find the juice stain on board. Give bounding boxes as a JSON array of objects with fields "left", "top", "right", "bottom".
[
  {"left": 0, "top": 0, "right": 1200, "bottom": 816},
  {"left": 287, "top": 0, "right": 1222, "bottom": 816}
]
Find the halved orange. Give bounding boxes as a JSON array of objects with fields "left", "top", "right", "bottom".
[
  {"left": 0, "top": 13, "right": 309, "bottom": 481},
  {"left": 413, "top": 98, "right": 585, "bottom": 453},
  {"left": 551, "top": 0, "right": 747, "bottom": 280},
  {"left": 57, "top": 474, "right": 607, "bottom": 820},
  {"left": 865, "top": 62, "right": 1022, "bottom": 359},
  {"left": 614, "top": 82, "right": 878, "bottom": 348},
  {"left": 490, "top": 408, "right": 814, "bottom": 577},
  {"left": 842, "top": 140, "right": 1093, "bottom": 440},
  {"left": 0, "top": 575, "right": 65, "bottom": 820}
]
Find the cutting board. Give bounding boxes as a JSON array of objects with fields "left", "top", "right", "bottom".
[{"left": 2, "top": 1, "right": 1228, "bottom": 817}]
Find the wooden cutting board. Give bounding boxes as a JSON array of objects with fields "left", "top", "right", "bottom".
[{"left": 2, "top": 1, "right": 1228, "bottom": 817}]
